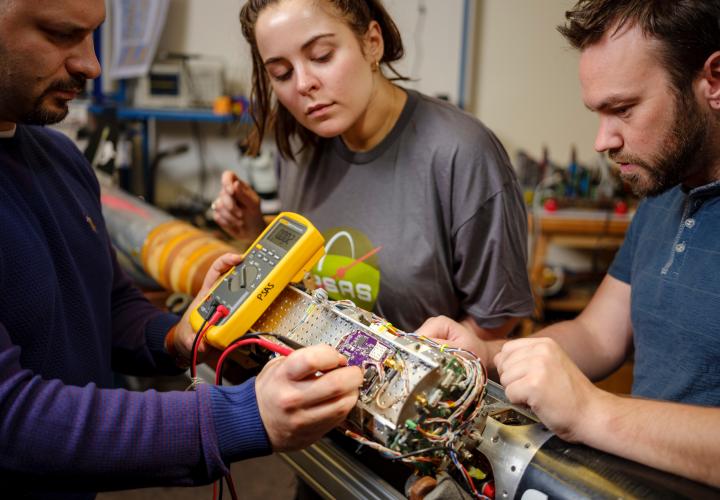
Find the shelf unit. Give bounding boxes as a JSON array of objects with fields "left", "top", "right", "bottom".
[
  {"left": 91, "top": 105, "right": 238, "bottom": 123},
  {"left": 528, "top": 209, "right": 632, "bottom": 322},
  {"left": 89, "top": 30, "right": 248, "bottom": 203}
]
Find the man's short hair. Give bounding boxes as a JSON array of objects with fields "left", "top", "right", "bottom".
[{"left": 558, "top": 0, "right": 720, "bottom": 93}]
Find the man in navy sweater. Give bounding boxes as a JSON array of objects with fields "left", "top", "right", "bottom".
[{"left": 0, "top": 0, "right": 362, "bottom": 497}]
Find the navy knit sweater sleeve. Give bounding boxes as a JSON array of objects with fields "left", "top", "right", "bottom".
[{"left": 0, "top": 126, "right": 270, "bottom": 495}]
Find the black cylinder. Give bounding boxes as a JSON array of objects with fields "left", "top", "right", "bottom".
[{"left": 515, "top": 436, "right": 719, "bottom": 499}]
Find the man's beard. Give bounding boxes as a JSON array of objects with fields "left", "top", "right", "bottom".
[
  {"left": 0, "top": 45, "right": 86, "bottom": 126},
  {"left": 609, "top": 91, "right": 709, "bottom": 197},
  {"left": 20, "top": 75, "right": 87, "bottom": 125}
]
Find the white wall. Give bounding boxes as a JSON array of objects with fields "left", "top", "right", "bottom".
[
  {"left": 473, "top": 0, "right": 600, "bottom": 167},
  {"left": 149, "top": 0, "right": 604, "bottom": 204},
  {"left": 157, "top": 0, "right": 251, "bottom": 94},
  {"left": 383, "top": 0, "right": 466, "bottom": 104},
  {"left": 157, "top": 0, "right": 467, "bottom": 101}
]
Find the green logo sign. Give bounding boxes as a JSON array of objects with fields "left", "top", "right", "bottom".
[{"left": 312, "top": 228, "right": 381, "bottom": 311}]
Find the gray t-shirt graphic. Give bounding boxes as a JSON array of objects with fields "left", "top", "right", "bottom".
[{"left": 278, "top": 89, "right": 533, "bottom": 332}]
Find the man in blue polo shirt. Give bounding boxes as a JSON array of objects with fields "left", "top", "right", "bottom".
[{"left": 420, "top": 0, "right": 720, "bottom": 489}]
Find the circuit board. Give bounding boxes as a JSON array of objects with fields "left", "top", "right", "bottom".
[
  {"left": 336, "top": 330, "right": 394, "bottom": 367},
  {"left": 253, "top": 287, "right": 563, "bottom": 499},
  {"left": 253, "top": 289, "right": 462, "bottom": 440}
]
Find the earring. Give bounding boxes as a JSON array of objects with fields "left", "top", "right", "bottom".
[{"left": 371, "top": 60, "right": 380, "bottom": 72}]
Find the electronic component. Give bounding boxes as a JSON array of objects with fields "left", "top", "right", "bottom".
[
  {"left": 189, "top": 212, "right": 324, "bottom": 349},
  {"left": 255, "top": 287, "right": 712, "bottom": 499},
  {"left": 336, "top": 330, "right": 394, "bottom": 367},
  {"left": 252, "top": 286, "right": 488, "bottom": 479},
  {"left": 133, "top": 59, "right": 225, "bottom": 108}
]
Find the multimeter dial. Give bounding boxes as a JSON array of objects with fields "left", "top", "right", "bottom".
[
  {"left": 189, "top": 212, "right": 325, "bottom": 349},
  {"left": 197, "top": 217, "right": 306, "bottom": 324}
]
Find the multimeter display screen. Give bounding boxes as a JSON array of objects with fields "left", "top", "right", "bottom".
[{"left": 266, "top": 224, "right": 300, "bottom": 250}]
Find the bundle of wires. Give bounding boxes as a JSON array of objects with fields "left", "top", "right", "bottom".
[
  {"left": 214, "top": 333, "right": 293, "bottom": 385},
  {"left": 338, "top": 321, "right": 489, "bottom": 498},
  {"left": 195, "top": 296, "right": 489, "bottom": 499}
]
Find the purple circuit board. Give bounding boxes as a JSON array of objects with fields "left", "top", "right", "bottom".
[{"left": 336, "top": 330, "right": 393, "bottom": 367}]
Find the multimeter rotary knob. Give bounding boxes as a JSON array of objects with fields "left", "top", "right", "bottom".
[
  {"left": 227, "top": 273, "right": 242, "bottom": 292},
  {"left": 242, "top": 264, "right": 260, "bottom": 287},
  {"left": 227, "top": 264, "right": 260, "bottom": 292}
]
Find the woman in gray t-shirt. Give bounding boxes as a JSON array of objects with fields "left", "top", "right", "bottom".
[{"left": 213, "top": 0, "right": 533, "bottom": 337}]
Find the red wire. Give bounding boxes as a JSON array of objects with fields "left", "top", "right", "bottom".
[
  {"left": 191, "top": 305, "right": 230, "bottom": 377},
  {"left": 211, "top": 334, "right": 291, "bottom": 500},
  {"left": 215, "top": 338, "right": 294, "bottom": 384},
  {"left": 460, "top": 464, "right": 481, "bottom": 497},
  {"left": 195, "top": 305, "right": 291, "bottom": 500}
]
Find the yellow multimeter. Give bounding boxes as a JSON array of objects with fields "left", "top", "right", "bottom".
[{"left": 190, "top": 212, "right": 324, "bottom": 349}]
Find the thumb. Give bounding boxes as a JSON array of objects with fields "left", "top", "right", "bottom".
[
  {"left": 283, "top": 345, "right": 348, "bottom": 381},
  {"left": 233, "top": 179, "right": 262, "bottom": 210},
  {"left": 221, "top": 170, "right": 239, "bottom": 191},
  {"left": 198, "top": 253, "right": 244, "bottom": 297},
  {"left": 416, "top": 315, "right": 454, "bottom": 341}
]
